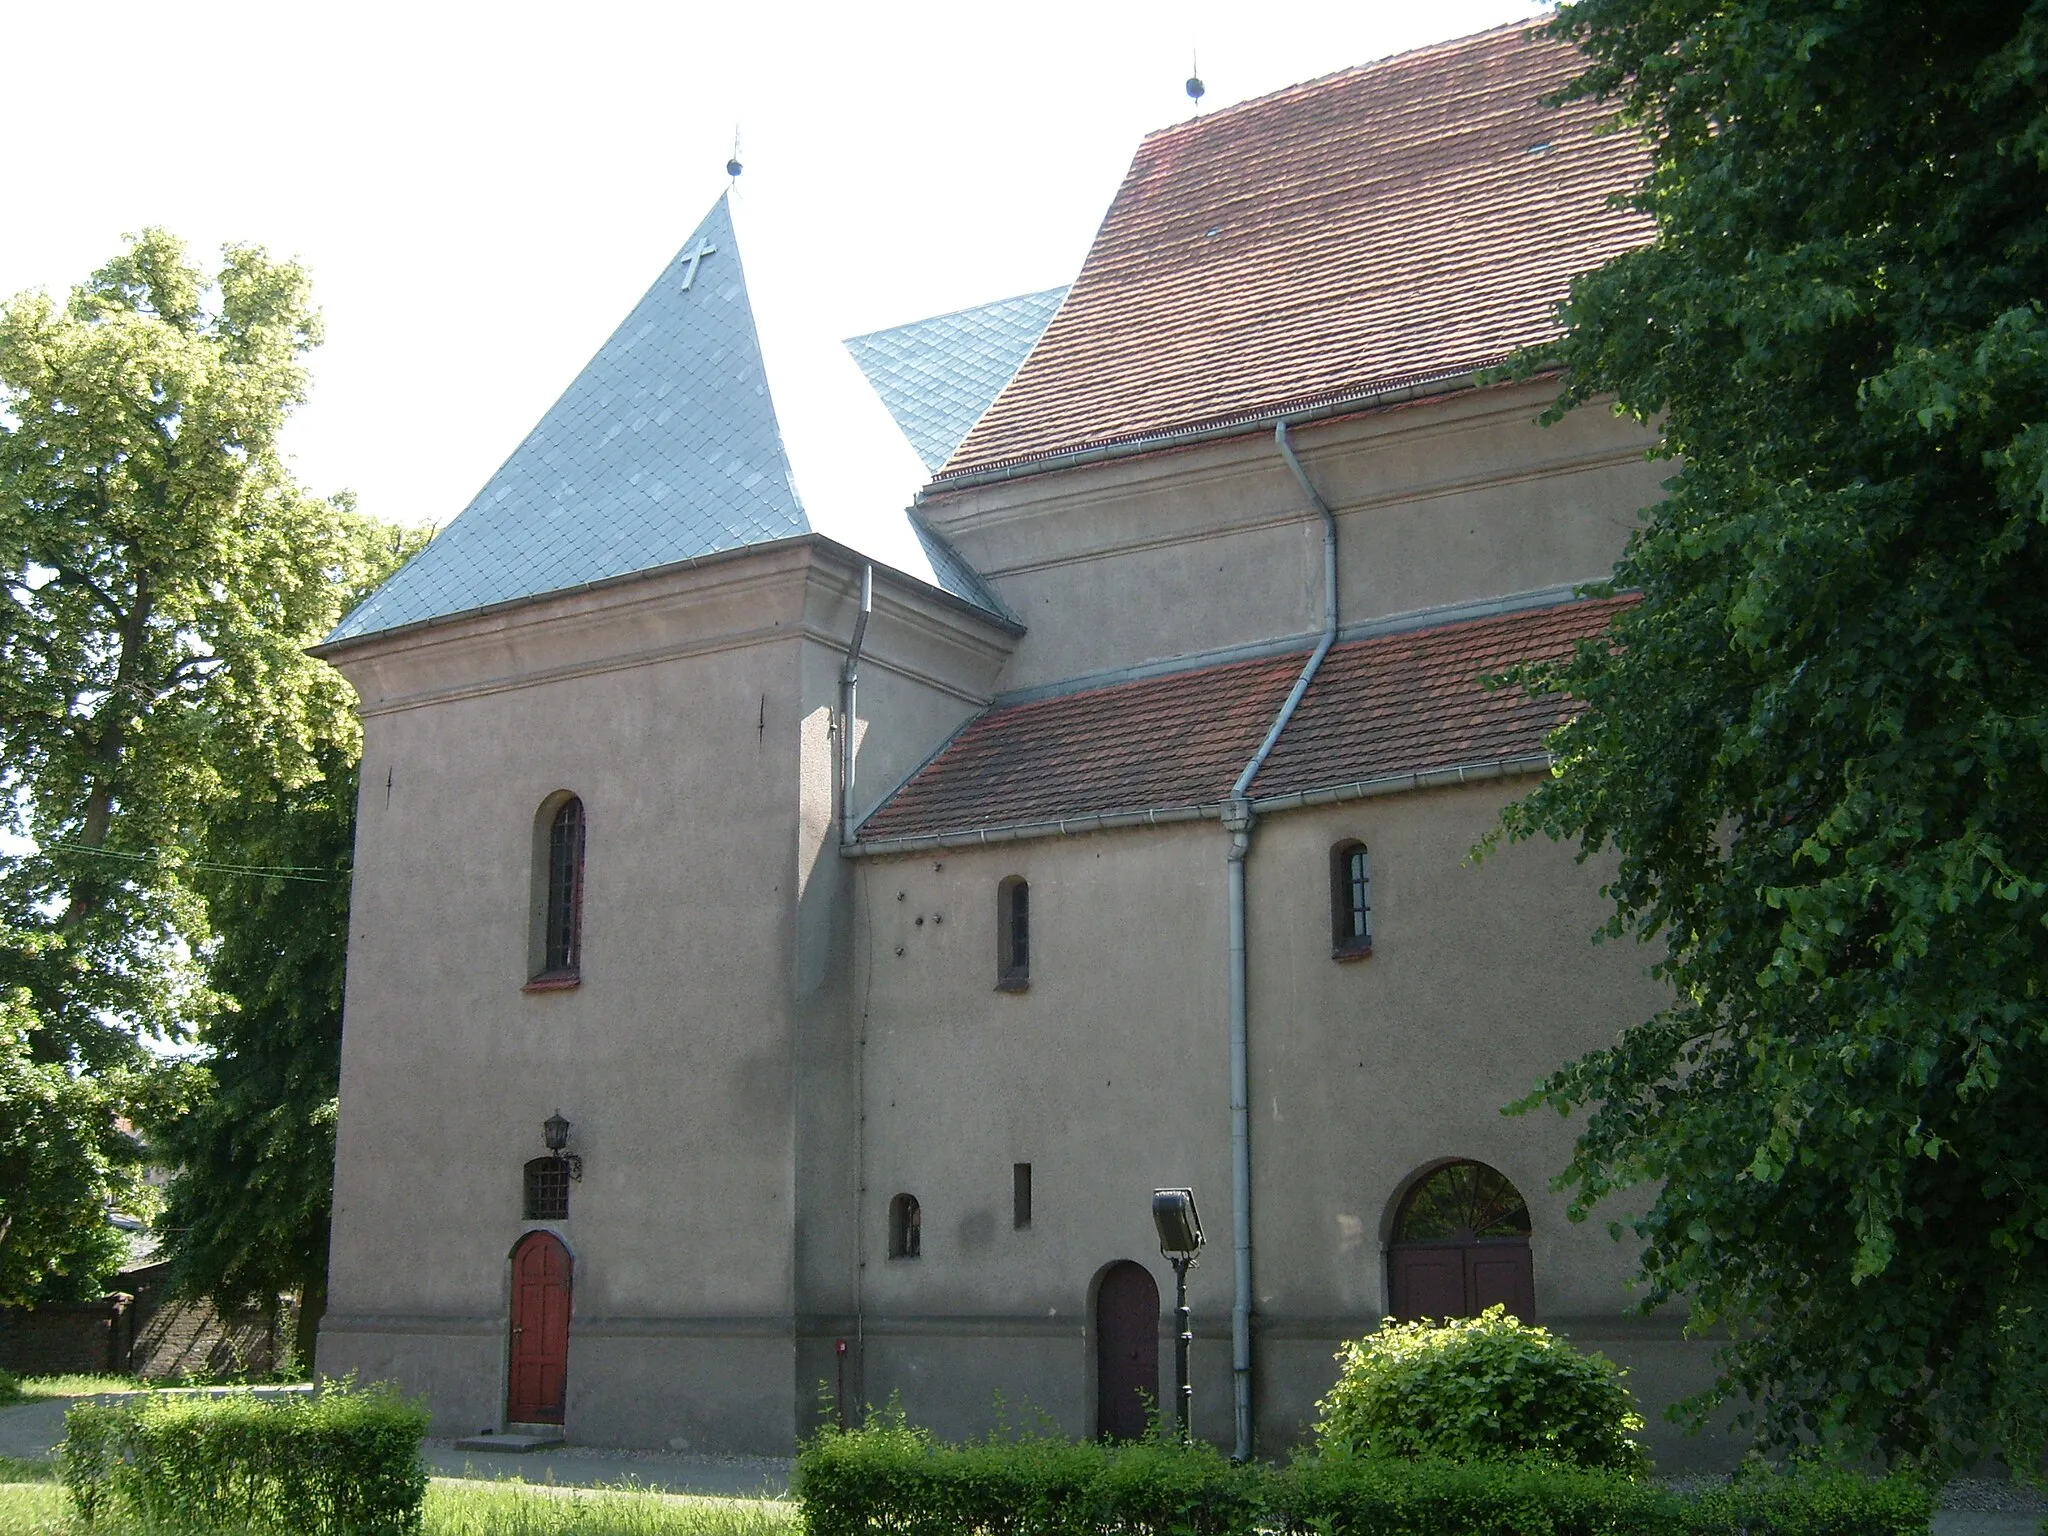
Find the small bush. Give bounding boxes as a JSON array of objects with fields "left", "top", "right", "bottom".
[
  {"left": 1313, "top": 1307, "right": 1646, "bottom": 1472},
  {"left": 60, "top": 1379, "right": 429, "bottom": 1534},
  {"left": 0, "top": 1372, "right": 19, "bottom": 1407}
]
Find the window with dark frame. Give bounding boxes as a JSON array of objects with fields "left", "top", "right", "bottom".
[
  {"left": 1013, "top": 1163, "right": 1032, "bottom": 1229},
  {"left": 524, "top": 1156, "right": 572, "bottom": 1221},
  {"left": 1330, "top": 840, "right": 1372, "bottom": 958},
  {"left": 543, "top": 797, "right": 585, "bottom": 977},
  {"left": 996, "top": 876, "right": 1030, "bottom": 990},
  {"left": 889, "top": 1193, "right": 922, "bottom": 1258}
]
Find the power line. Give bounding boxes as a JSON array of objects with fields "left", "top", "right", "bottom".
[{"left": 42, "top": 842, "right": 347, "bottom": 884}]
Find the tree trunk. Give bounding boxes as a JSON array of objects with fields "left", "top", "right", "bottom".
[
  {"left": 293, "top": 1275, "right": 327, "bottom": 1377},
  {"left": 60, "top": 568, "right": 153, "bottom": 931}
]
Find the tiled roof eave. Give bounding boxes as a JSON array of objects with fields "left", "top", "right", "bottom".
[
  {"left": 843, "top": 749, "right": 1555, "bottom": 858},
  {"left": 923, "top": 357, "right": 1551, "bottom": 496},
  {"left": 310, "top": 528, "right": 1021, "bottom": 663}
]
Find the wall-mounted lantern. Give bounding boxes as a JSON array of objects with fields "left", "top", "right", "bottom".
[
  {"left": 543, "top": 1110, "right": 584, "bottom": 1181},
  {"left": 1152, "top": 1188, "right": 1204, "bottom": 1442}
]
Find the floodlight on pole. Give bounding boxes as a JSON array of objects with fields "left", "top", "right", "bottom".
[{"left": 1152, "top": 1188, "right": 1204, "bottom": 1441}]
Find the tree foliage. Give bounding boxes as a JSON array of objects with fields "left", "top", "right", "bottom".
[
  {"left": 0, "top": 228, "right": 409, "bottom": 1302},
  {"left": 1504, "top": 0, "right": 2048, "bottom": 1474},
  {"left": 0, "top": 998, "right": 144, "bottom": 1304},
  {"left": 146, "top": 752, "right": 360, "bottom": 1367}
]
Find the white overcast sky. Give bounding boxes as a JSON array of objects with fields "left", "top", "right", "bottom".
[{"left": 6, "top": 0, "right": 1549, "bottom": 555}]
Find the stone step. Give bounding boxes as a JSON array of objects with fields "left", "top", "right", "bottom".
[{"left": 453, "top": 1430, "right": 565, "bottom": 1453}]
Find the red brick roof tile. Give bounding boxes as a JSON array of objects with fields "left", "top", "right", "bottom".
[
  {"left": 857, "top": 597, "right": 1631, "bottom": 844},
  {"left": 1246, "top": 595, "right": 1633, "bottom": 800},
  {"left": 940, "top": 24, "right": 1649, "bottom": 479}
]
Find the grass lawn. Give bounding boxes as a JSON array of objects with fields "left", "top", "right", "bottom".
[
  {"left": 0, "top": 1470, "right": 802, "bottom": 1536},
  {"left": 0, "top": 1372, "right": 148, "bottom": 1404}
]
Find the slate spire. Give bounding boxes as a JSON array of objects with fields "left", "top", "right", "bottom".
[{"left": 331, "top": 194, "right": 807, "bottom": 642}]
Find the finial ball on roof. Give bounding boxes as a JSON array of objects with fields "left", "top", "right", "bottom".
[
  {"left": 726, "top": 156, "right": 743, "bottom": 177},
  {"left": 1186, "top": 74, "right": 1205, "bottom": 102}
]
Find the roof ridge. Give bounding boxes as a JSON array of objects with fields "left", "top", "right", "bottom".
[
  {"left": 846, "top": 285, "right": 1070, "bottom": 345},
  {"left": 1134, "top": 16, "right": 1551, "bottom": 149}
]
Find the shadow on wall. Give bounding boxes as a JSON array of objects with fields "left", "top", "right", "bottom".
[{"left": 0, "top": 1262, "right": 291, "bottom": 1379}]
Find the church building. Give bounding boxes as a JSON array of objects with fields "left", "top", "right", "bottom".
[{"left": 315, "top": 22, "right": 1719, "bottom": 1465}]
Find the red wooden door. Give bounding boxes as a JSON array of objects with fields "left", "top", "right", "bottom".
[
  {"left": 508, "top": 1232, "right": 571, "bottom": 1424},
  {"left": 1095, "top": 1261, "right": 1160, "bottom": 1441}
]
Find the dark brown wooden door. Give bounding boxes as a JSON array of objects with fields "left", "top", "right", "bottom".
[
  {"left": 1095, "top": 1260, "right": 1160, "bottom": 1441},
  {"left": 508, "top": 1232, "right": 571, "bottom": 1424},
  {"left": 1389, "top": 1238, "right": 1533, "bottom": 1322}
]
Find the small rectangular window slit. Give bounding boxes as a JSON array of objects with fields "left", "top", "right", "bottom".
[{"left": 1013, "top": 1162, "right": 1032, "bottom": 1229}]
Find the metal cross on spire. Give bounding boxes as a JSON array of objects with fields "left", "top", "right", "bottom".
[{"left": 678, "top": 238, "right": 717, "bottom": 292}]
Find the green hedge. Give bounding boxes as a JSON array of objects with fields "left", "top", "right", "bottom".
[
  {"left": 797, "top": 1414, "right": 1934, "bottom": 1536},
  {"left": 1273, "top": 1453, "right": 1932, "bottom": 1536},
  {"left": 60, "top": 1381, "right": 429, "bottom": 1534},
  {"left": 797, "top": 1411, "right": 1261, "bottom": 1536}
]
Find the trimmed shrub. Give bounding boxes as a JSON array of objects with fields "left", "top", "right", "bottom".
[
  {"left": 795, "top": 1399, "right": 1930, "bottom": 1536},
  {"left": 1273, "top": 1452, "right": 1679, "bottom": 1536},
  {"left": 59, "top": 1379, "right": 428, "bottom": 1534},
  {"left": 1688, "top": 1463, "right": 1935, "bottom": 1536},
  {"left": 796, "top": 1403, "right": 1261, "bottom": 1536},
  {"left": 1271, "top": 1454, "right": 1932, "bottom": 1536},
  {"left": 1313, "top": 1307, "right": 1646, "bottom": 1472}
]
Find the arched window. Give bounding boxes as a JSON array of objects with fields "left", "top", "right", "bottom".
[
  {"left": 996, "top": 876, "right": 1029, "bottom": 991},
  {"left": 1386, "top": 1160, "right": 1534, "bottom": 1321},
  {"left": 888, "top": 1193, "right": 922, "bottom": 1259},
  {"left": 1331, "top": 840, "right": 1371, "bottom": 958},
  {"left": 524, "top": 1157, "right": 572, "bottom": 1221},
  {"left": 529, "top": 795, "right": 585, "bottom": 985}
]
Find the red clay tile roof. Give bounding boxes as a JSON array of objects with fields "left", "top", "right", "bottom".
[
  {"left": 857, "top": 597, "right": 1632, "bottom": 843},
  {"left": 939, "top": 24, "right": 1650, "bottom": 479}
]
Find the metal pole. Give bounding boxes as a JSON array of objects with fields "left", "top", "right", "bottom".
[{"left": 1173, "top": 1256, "right": 1193, "bottom": 1443}]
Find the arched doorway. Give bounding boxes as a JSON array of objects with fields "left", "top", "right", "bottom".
[
  {"left": 1094, "top": 1261, "right": 1159, "bottom": 1441},
  {"left": 1387, "top": 1160, "right": 1534, "bottom": 1322},
  {"left": 507, "top": 1231, "right": 572, "bottom": 1424}
]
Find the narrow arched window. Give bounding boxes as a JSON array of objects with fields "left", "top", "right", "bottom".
[
  {"left": 524, "top": 1157, "right": 572, "bottom": 1221},
  {"left": 530, "top": 795, "right": 585, "bottom": 984},
  {"left": 996, "top": 876, "right": 1029, "bottom": 991},
  {"left": 889, "top": 1193, "right": 922, "bottom": 1259},
  {"left": 1330, "top": 840, "right": 1371, "bottom": 958}
]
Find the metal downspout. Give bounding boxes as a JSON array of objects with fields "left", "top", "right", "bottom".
[
  {"left": 840, "top": 565, "right": 873, "bottom": 847},
  {"left": 1224, "top": 420, "right": 1338, "bottom": 1460}
]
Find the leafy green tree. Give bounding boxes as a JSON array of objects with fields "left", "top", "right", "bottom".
[
  {"left": 0, "top": 228, "right": 410, "bottom": 1299},
  {"left": 1503, "top": 0, "right": 2048, "bottom": 1475},
  {"left": 0, "top": 998, "right": 145, "bottom": 1304},
  {"left": 146, "top": 752, "right": 361, "bottom": 1368}
]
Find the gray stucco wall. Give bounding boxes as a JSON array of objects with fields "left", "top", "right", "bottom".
[
  {"left": 919, "top": 381, "right": 1664, "bottom": 691},
  {"left": 319, "top": 547, "right": 1013, "bottom": 1452},
  {"left": 844, "top": 787, "right": 1708, "bottom": 1462},
  {"left": 320, "top": 384, "right": 1732, "bottom": 1465}
]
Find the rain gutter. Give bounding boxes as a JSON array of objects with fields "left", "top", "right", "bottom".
[
  {"left": 918, "top": 366, "right": 1510, "bottom": 499},
  {"left": 838, "top": 755, "right": 1554, "bottom": 860},
  {"left": 1214, "top": 419, "right": 1340, "bottom": 1461},
  {"left": 840, "top": 565, "right": 874, "bottom": 847}
]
